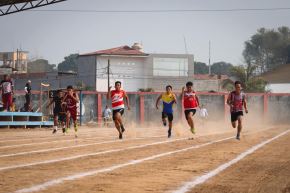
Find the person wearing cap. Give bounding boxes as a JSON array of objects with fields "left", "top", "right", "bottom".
[{"left": 24, "top": 80, "right": 32, "bottom": 111}]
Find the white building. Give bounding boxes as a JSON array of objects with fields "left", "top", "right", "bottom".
[{"left": 78, "top": 43, "right": 195, "bottom": 92}]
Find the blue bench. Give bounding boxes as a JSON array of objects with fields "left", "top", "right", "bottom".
[{"left": 0, "top": 112, "right": 54, "bottom": 128}]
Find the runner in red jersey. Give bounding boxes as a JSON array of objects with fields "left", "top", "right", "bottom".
[
  {"left": 181, "top": 81, "right": 200, "bottom": 136},
  {"left": 107, "top": 81, "right": 130, "bottom": 139},
  {"left": 63, "top": 85, "right": 79, "bottom": 138},
  {"left": 227, "top": 81, "right": 248, "bottom": 140}
]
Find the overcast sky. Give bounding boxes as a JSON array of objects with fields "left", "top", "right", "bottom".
[{"left": 1, "top": 0, "right": 290, "bottom": 65}]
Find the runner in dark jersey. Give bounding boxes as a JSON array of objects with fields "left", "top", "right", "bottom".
[{"left": 227, "top": 81, "right": 248, "bottom": 140}]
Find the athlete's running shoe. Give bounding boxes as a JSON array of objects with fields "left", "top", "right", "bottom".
[
  {"left": 163, "top": 120, "right": 167, "bottom": 126},
  {"left": 62, "top": 127, "right": 66, "bottom": 133},
  {"left": 120, "top": 124, "right": 125, "bottom": 133},
  {"left": 236, "top": 133, "right": 240, "bottom": 140},
  {"left": 168, "top": 128, "right": 172, "bottom": 138},
  {"left": 190, "top": 127, "right": 195, "bottom": 134},
  {"left": 119, "top": 133, "right": 123, "bottom": 139},
  {"left": 52, "top": 129, "right": 57, "bottom": 134},
  {"left": 65, "top": 128, "right": 69, "bottom": 134}
]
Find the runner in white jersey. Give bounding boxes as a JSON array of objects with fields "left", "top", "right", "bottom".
[{"left": 107, "top": 81, "right": 130, "bottom": 139}]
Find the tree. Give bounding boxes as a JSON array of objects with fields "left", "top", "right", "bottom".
[
  {"left": 27, "top": 59, "right": 56, "bottom": 73},
  {"left": 58, "top": 54, "right": 78, "bottom": 72},
  {"left": 194, "top": 62, "right": 208, "bottom": 74},
  {"left": 230, "top": 65, "right": 267, "bottom": 92},
  {"left": 243, "top": 26, "right": 290, "bottom": 74},
  {"left": 211, "top": 62, "right": 233, "bottom": 76}
]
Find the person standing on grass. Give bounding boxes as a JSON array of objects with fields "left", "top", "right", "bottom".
[
  {"left": 227, "top": 81, "right": 248, "bottom": 140},
  {"left": 0, "top": 74, "right": 14, "bottom": 111},
  {"left": 181, "top": 81, "right": 200, "bottom": 136},
  {"left": 63, "top": 85, "right": 79, "bottom": 138},
  {"left": 107, "top": 81, "right": 130, "bottom": 139},
  {"left": 155, "top": 85, "right": 177, "bottom": 138}
]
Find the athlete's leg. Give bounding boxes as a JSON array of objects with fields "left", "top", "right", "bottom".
[
  {"left": 113, "top": 112, "right": 123, "bottom": 139},
  {"left": 52, "top": 115, "right": 58, "bottom": 134},
  {"left": 186, "top": 112, "right": 194, "bottom": 132},
  {"left": 236, "top": 116, "right": 243, "bottom": 139},
  {"left": 65, "top": 111, "right": 71, "bottom": 133}
]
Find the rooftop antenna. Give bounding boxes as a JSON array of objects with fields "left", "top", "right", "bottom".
[
  {"left": 208, "top": 40, "right": 211, "bottom": 75},
  {"left": 183, "top": 35, "right": 188, "bottom": 55}
]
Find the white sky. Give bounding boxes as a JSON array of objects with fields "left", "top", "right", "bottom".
[{"left": 0, "top": 0, "right": 290, "bottom": 65}]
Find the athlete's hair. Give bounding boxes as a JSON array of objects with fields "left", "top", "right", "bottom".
[
  {"left": 186, "top": 81, "right": 193, "bottom": 87},
  {"left": 67, "top": 85, "right": 73, "bottom": 90},
  {"left": 166, "top": 85, "right": 172, "bottom": 90},
  {"left": 115, "top": 81, "right": 122, "bottom": 86},
  {"left": 234, "top": 81, "right": 242, "bottom": 85}
]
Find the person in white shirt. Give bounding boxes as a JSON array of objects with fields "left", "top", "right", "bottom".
[
  {"left": 199, "top": 104, "right": 208, "bottom": 127},
  {"left": 103, "top": 105, "right": 112, "bottom": 127}
]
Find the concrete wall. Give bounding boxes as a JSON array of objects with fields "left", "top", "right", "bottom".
[
  {"left": 12, "top": 72, "right": 78, "bottom": 91},
  {"left": 95, "top": 56, "right": 147, "bottom": 92},
  {"left": 8, "top": 91, "right": 290, "bottom": 126},
  {"left": 77, "top": 55, "right": 96, "bottom": 90}
]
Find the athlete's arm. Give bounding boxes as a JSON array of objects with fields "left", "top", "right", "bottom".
[
  {"left": 107, "top": 86, "right": 112, "bottom": 100},
  {"left": 244, "top": 97, "right": 248, "bottom": 113},
  {"left": 181, "top": 86, "right": 185, "bottom": 98},
  {"left": 62, "top": 93, "right": 68, "bottom": 103},
  {"left": 73, "top": 92, "right": 80, "bottom": 103},
  {"left": 124, "top": 91, "right": 130, "bottom": 110},
  {"left": 46, "top": 98, "right": 54, "bottom": 108},
  {"left": 226, "top": 93, "right": 232, "bottom": 106},
  {"left": 172, "top": 93, "right": 177, "bottom": 105},
  {"left": 155, "top": 94, "right": 162, "bottom": 109},
  {"left": 196, "top": 94, "right": 200, "bottom": 108}
]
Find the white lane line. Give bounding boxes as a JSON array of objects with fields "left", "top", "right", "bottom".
[
  {"left": 0, "top": 135, "right": 166, "bottom": 158},
  {"left": 14, "top": 136, "right": 234, "bottom": 193},
  {"left": 0, "top": 136, "right": 107, "bottom": 149},
  {"left": 0, "top": 127, "right": 163, "bottom": 143},
  {"left": 0, "top": 137, "right": 185, "bottom": 171},
  {"left": 171, "top": 129, "right": 290, "bottom": 193}
]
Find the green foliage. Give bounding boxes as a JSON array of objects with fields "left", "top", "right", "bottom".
[
  {"left": 138, "top": 88, "right": 154, "bottom": 92},
  {"left": 230, "top": 65, "right": 267, "bottom": 92},
  {"left": 27, "top": 59, "right": 56, "bottom": 73},
  {"left": 57, "top": 54, "right": 78, "bottom": 72},
  {"left": 194, "top": 62, "right": 208, "bottom": 74},
  {"left": 243, "top": 26, "right": 290, "bottom": 74},
  {"left": 211, "top": 62, "right": 233, "bottom": 76}
]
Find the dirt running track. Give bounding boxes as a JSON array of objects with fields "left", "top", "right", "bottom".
[{"left": 0, "top": 126, "right": 289, "bottom": 193}]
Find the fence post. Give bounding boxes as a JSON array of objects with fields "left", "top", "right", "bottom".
[
  {"left": 139, "top": 93, "right": 144, "bottom": 124},
  {"left": 79, "top": 90, "right": 83, "bottom": 126},
  {"left": 263, "top": 93, "right": 268, "bottom": 122},
  {"left": 97, "top": 93, "right": 102, "bottom": 124}
]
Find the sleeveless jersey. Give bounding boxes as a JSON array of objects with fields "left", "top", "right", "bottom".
[
  {"left": 65, "top": 93, "right": 77, "bottom": 109},
  {"left": 111, "top": 90, "right": 125, "bottom": 110},
  {"left": 161, "top": 93, "right": 175, "bottom": 114},
  {"left": 230, "top": 91, "right": 245, "bottom": 112},
  {"left": 183, "top": 91, "right": 199, "bottom": 110}
]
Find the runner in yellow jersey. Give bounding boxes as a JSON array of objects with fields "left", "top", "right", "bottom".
[{"left": 156, "top": 85, "right": 177, "bottom": 138}]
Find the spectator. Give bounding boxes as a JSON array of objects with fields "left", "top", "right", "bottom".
[
  {"left": 102, "top": 105, "right": 112, "bottom": 127},
  {"left": 0, "top": 74, "right": 14, "bottom": 111},
  {"left": 24, "top": 80, "right": 32, "bottom": 112}
]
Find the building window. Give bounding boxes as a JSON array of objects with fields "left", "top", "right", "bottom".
[{"left": 153, "top": 57, "right": 188, "bottom": 76}]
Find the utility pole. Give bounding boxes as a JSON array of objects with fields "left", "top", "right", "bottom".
[
  {"left": 208, "top": 40, "right": 211, "bottom": 75},
  {"left": 107, "top": 58, "right": 110, "bottom": 92}
]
